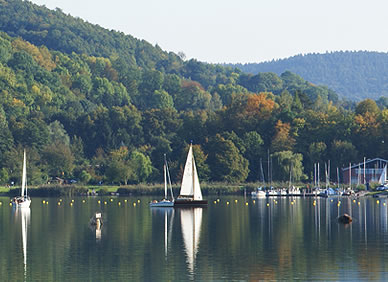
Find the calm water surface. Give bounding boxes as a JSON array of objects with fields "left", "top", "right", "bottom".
[{"left": 1, "top": 195, "right": 388, "bottom": 281}]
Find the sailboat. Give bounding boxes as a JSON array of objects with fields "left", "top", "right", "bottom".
[
  {"left": 251, "top": 158, "right": 266, "bottom": 198},
  {"left": 174, "top": 144, "right": 207, "bottom": 207},
  {"left": 12, "top": 150, "right": 31, "bottom": 208},
  {"left": 180, "top": 208, "right": 203, "bottom": 274},
  {"left": 150, "top": 154, "right": 175, "bottom": 207}
]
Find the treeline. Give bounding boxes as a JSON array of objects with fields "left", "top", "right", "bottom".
[
  {"left": 227, "top": 51, "right": 388, "bottom": 103},
  {"left": 0, "top": 32, "right": 386, "bottom": 187},
  {"left": 0, "top": 1, "right": 386, "bottom": 187}
]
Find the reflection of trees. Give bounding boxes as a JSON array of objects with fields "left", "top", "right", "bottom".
[{"left": 2, "top": 196, "right": 388, "bottom": 280}]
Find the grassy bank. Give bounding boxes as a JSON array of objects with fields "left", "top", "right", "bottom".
[
  {"left": 0, "top": 183, "right": 253, "bottom": 197},
  {"left": 0, "top": 182, "right": 375, "bottom": 197}
]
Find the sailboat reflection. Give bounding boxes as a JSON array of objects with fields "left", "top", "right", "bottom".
[
  {"left": 180, "top": 207, "right": 203, "bottom": 274},
  {"left": 14, "top": 208, "right": 31, "bottom": 280},
  {"left": 151, "top": 207, "right": 175, "bottom": 257}
]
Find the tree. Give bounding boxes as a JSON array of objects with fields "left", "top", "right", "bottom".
[
  {"left": 271, "top": 120, "right": 295, "bottom": 152},
  {"left": 308, "top": 142, "right": 327, "bottom": 165},
  {"left": 42, "top": 142, "right": 75, "bottom": 178},
  {"left": 79, "top": 170, "right": 92, "bottom": 184},
  {"left": 0, "top": 106, "right": 14, "bottom": 159},
  {"left": 148, "top": 90, "right": 174, "bottom": 109},
  {"left": 243, "top": 131, "right": 264, "bottom": 181},
  {"left": 355, "top": 99, "right": 380, "bottom": 116},
  {"left": 105, "top": 158, "right": 131, "bottom": 185},
  {"left": 0, "top": 168, "right": 9, "bottom": 185},
  {"left": 330, "top": 140, "right": 358, "bottom": 170},
  {"left": 130, "top": 150, "right": 153, "bottom": 183},
  {"left": 206, "top": 134, "right": 249, "bottom": 182},
  {"left": 175, "top": 81, "right": 211, "bottom": 111},
  {"left": 272, "top": 151, "right": 306, "bottom": 182},
  {"left": 105, "top": 146, "right": 132, "bottom": 185},
  {"left": 48, "top": 120, "right": 70, "bottom": 146}
]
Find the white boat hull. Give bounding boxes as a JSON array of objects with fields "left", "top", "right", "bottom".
[
  {"left": 251, "top": 191, "right": 266, "bottom": 198},
  {"left": 149, "top": 200, "right": 174, "bottom": 207},
  {"left": 12, "top": 198, "right": 31, "bottom": 208}
]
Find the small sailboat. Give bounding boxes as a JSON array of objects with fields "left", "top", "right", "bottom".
[
  {"left": 12, "top": 150, "right": 31, "bottom": 208},
  {"left": 180, "top": 207, "right": 203, "bottom": 274},
  {"left": 150, "top": 154, "right": 175, "bottom": 207},
  {"left": 252, "top": 159, "right": 266, "bottom": 198},
  {"left": 174, "top": 144, "right": 207, "bottom": 207}
]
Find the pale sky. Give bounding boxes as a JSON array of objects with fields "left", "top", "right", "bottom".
[{"left": 30, "top": 0, "right": 388, "bottom": 64}]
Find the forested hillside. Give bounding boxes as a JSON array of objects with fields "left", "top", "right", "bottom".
[
  {"left": 0, "top": 0, "right": 386, "bottom": 187},
  {"left": 227, "top": 51, "right": 388, "bottom": 102}
]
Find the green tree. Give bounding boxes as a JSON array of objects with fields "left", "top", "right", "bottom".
[
  {"left": 243, "top": 131, "right": 264, "bottom": 181},
  {"left": 175, "top": 81, "right": 211, "bottom": 111},
  {"left": 206, "top": 134, "right": 249, "bottom": 182},
  {"left": 272, "top": 151, "right": 306, "bottom": 182},
  {"left": 130, "top": 150, "right": 153, "bottom": 183},
  {"left": 48, "top": 120, "right": 70, "bottom": 146},
  {"left": 42, "top": 142, "right": 75, "bottom": 178},
  {"left": 0, "top": 168, "right": 9, "bottom": 185},
  {"left": 355, "top": 99, "right": 380, "bottom": 116},
  {"left": 105, "top": 146, "right": 132, "bottom": 185},
  {"left": 148, "top": 90, "right": 174, "bottom": 109},
  {"left": 330, "top": 140, "right": 358, "bottom": 170},
  {"left": 79, "top": 170, "right": 92, "bottom": 184}
]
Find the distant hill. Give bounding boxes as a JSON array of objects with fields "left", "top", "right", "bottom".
[
  {"left": 0, "top": 0, "right": 338, "bottom": 106},
  {"left": 226, "top": 51, "right": 388, "bottom": 101}
]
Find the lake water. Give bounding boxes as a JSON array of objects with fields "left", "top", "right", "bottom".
[{"left": 1, "top": 195, "right": 388, "bottom": 281}]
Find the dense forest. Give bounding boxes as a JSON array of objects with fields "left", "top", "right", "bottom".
[
  {"left": 227, "top": 51, "right": 388, "bottom": 103},
  {"left": 0, "top": 0, "right": 386, "bottom": 187}
]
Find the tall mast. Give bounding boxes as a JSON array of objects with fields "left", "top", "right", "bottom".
[
  {"left": 337, "top": 167, "right": 340, "bottom": 189},
  {"left": 165, "top": 156, "right": 174, "bottom": 200},
  {"left": 317, "top": 163, "right": 320, "bottom": 188},
  {"left": 349, "top": 162, "right": 351, "bottom": 189},
  {"left": 267, "top": 149, "right": 270, "bottom": 187},
  {"left": 164, "top": 154, "right": 167, "bottom": 199},
  {"left": 191, "top": 143, "right": 195, "bottom": 199},
  {"left": 21, "top": 149, "right": 26, "bottom": 197}
]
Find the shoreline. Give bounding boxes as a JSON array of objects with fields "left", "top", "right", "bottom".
[{"left": 0, "top": 183, "right": 377, "bottom": 198}]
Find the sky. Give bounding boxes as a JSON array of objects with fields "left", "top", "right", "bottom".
[{"left": 30, "top": 0, "right": 388, "bottom": 64}]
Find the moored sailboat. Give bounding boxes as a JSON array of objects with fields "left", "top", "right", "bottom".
[
  {"left": 174, "top": 144, "right": 207, "bottom": 207},
  {"left": 12, "top": 150, "right": 31, "bottom": 208},
  {"left": 150, "top": 154, "right": 175, "bottom": 207}
]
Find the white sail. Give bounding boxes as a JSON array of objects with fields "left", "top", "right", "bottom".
[
  {"left": 180, "top": 208, "right": 203, "bottom": 274},
  {"left": 192, "top": 158, "right": 202, "bottom": 200},
  {"left": 21, "top": 150, "right": 27, "bottom": 197},
  {"left": 180, "top": 145, "right": 202, "bottom": 200}
]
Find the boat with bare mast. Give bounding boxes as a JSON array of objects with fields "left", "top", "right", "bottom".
[{"left": 150, "top": 154, "right": 175, "bottom": 207}]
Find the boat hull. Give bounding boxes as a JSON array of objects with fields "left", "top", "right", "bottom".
[
  {"left": 149, "top": 200, "right": 174, "bottom": 207},
  {"left": 174, "top": 199, "right": 208, "bottom": 207},
  {"left": 12, "top": 198, "right": 31, "bottom": 208},
  {"left": 251, "top": 191, "right": 266, "bottom": 198}
]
